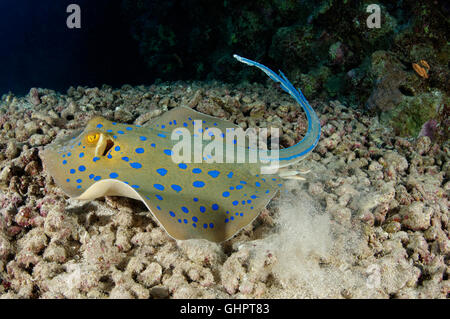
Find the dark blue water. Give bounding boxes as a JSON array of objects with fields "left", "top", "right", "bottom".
[{"left": 0, "top": 0, "right": 148, "bottom": 96}]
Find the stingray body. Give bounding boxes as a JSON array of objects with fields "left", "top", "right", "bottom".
[{"left": 41, "top": 55, "right": 321, "bottom": 242}]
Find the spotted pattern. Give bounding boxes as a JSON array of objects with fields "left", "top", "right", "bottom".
[{"left": 48, "top": 115, "right": 283, "bottom": 243}]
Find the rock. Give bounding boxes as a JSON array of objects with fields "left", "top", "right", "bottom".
[
  {"left": 28, "top": 88, "right": 41, "bottom": 106},
  {"left": 400, "top": 202, "right": 432, "bottom": 231}
]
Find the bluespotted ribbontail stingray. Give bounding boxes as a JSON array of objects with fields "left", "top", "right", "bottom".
[{"left": 41, "top": 55, "right": 321, "bottom": 242}]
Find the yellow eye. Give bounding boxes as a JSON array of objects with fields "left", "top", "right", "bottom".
[{"left": 85, "top": 133, "right": 100, "bottom": 144}]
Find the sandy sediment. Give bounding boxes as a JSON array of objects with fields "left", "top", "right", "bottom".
[{"left": 0, "top": 81, "right": 448, "bottom": 298}]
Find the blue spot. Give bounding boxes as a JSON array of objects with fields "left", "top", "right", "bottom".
[
  {"left": 126, "top": 127, "right": 132, "bottom": 131},
  {"left": 78, "top": 165, "right": 86, "bottom": 172},
  {"left": 67, "top": 152, "right": 71, "bottom": 157},
  {"left": 227, "top": 172, "right": 233, "bottom": 178},
  {"left": 229, "top": 186, "right": 234, "bottom": 190},
  {"left": 110, "top": 172, "right": 118, "bottom": 178},
  {"left": 76, "top": 179, "right": 82, "bottom": 183},
  {"left": 192, "top": 216, "right": 198, "bottom": 222},
  {"left": 156, "top": 195, "right": 163, "bottom": 200},
  {"left": 89, "top": 174, "right": 94, "bottom": 179},
  {"left": 161, "top": 125, "right": 166, "bottom": 129},
  {"left": 222, "top": 191, "right": 230, "bottom": 197},
  {"left": 93, "top": 157, "right": 100, "bottom": 162},
  {"left": 121, "top": 156, "right": 129, "bottom": 162},
  {"left": 93, "top": 176, "right": 101, "bottom": 181},
  {"left": 96, "top": 124, "right": 103, "bottom": 128},
  {"left": 66, "top": 179, "right": 70, "bottom": 182},
  {"left": 230, "top": 216, "right": 235, "bottom": 220},
  {"left": 156, "top": 168, "right": 167, "bottom": 176},
  {"left": 130, "top": 162, "right": 142, "bottom": 169},
  {"left": 77, "top": 185, "right": 81, "bottom": 189},
  {"left": 62, "top": 160, "right": 67, "bottom": 165},
  {"left": 232, "top": 201, "right": 238, "bottom": 206},
  {"left": 163, "top": 149, "right": 173, "bottom": 156},
  {"left": 117, "top": 130, "right": 124, "bottom": 134},
  {"left": 209, "top": 223, "right": 214, "bottom": 229},
  {"left": 207, "top": 170, "right": 220, "bottom": 178},
  {"left": 236, "top": 185, "right": 243, "bottom": 190},
  {"left": 203, "top": 224, "right": 208, "bottom": 229},
  {"left": 181, "top": 207, "right": 189, "bottom": 214},
  {"left": 112, "top": 122, "right": 117, "bottom": 125},
  {"left": 170, "top": 211, "right": 175, "bottom": 217},
  {"left": 255, "top": 182, "right": 261, "bottom": 187},
  {"left": 247, "top": 200, "right": 252, "bottom": 204},
  {"left": 212, "top": 204, "right": 219, "bottom": 211},
  {"left": 114, "top": 146, "right": 120, "bottom": 151},
  {"left": 183, "top": 219, "right": 188, "bottom": 224},
  {"left": 193, "top": 181, "right": 205, "bottom": 188},
  {"left": 151, "top": 143, "right": 156, "bottom": 148},
  {"left": 240, "top": 181, "right": 247, "bottom": 184},
  {"left": 70, "top": 169, "right": 76, "bottom": 174},
  {"left": 157, "top": 133, "right": 166, "bottom": 138},
  {"left": 251, "top": 195, "right": 257, "bottom": 199},
  {"left": 183, "top": 122, "right": 188, "bottom": 127},
  {"left": 192, "top": 168, "right": 202, "bottom": 174},
  {"left": 225, "top": 218, "right": 229, "bottom": 223},
  {"left": 157, "top": 206, "right": 161, "bottom": 210},
  {"left": 178, "top": 163, "right": 187, "bottom": 169},
  {"left": 192, "top": 223, "right": 197, "bottom": 228},
  {"left": 171, "top": 184, "right": 182, "bottom": 192},
  {"left": 193, "top": 197, "right": 199, "bottom": 202},
  {"left": 265, "top": 190, "right": 270, "bottom": 194},
  {"left": 107, "top": 154, "right": 112, "bottom": 159},
  {"left": 154, "top": 184, "right": 164, "bottom": 191},
  {"left": 135, "top": 148, "right": 144, "bottom": 154},
  {"left": 79, "top": 152, "right": 84, "bottom": 158},
  {"left": 200, "top": 206, "right": 206, "bottom": 213},
  {"left": 139, "top": 136, "right": 147, "bottom": 141},
  {"left": 242, "top": 200, "right": 246, "bottom": 205},
  {"left": 132, "top": 185, "right": 140, "bottom": 189},
  {"left": 106, "top": 129, "right": 113, "bottom": 133}
]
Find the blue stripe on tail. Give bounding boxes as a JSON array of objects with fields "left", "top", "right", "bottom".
[{"left": 233, "top": 54, "right": 321, "bottom": 163}]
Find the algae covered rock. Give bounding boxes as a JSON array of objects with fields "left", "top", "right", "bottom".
[{"left": 380, "top": 90, "right": 448, "bottom": 137}]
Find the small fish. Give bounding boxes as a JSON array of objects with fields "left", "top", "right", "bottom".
[{"left": 41, "top": 55, "right": 321, "bottom": 242}]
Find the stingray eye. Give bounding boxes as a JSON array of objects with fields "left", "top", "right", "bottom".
[{"left": 85, "top": 133, "right": 100, "bottom": 144}]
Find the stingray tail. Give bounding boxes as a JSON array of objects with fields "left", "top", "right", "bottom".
[{"left": 233, "top": 54, "right": 321, "bottom": 167}]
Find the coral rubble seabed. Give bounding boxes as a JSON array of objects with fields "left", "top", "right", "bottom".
[{"left": 0, "top": 81, "right": 448, "bottom": 298}]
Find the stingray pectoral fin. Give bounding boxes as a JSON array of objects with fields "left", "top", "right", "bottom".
[
  {"left": 75, "top": 179, "right": 142, "bottom": 201},
  {"left": 40, "top": 142, "right": 85, "bottom": 198}
]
